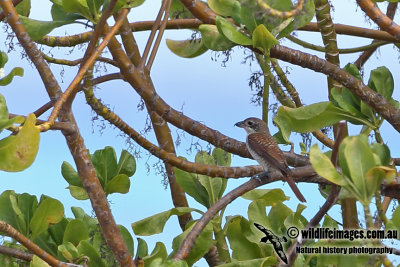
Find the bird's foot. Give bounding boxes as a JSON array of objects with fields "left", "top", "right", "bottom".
[{"left": 252, "top": 171, "right": 270, "bottom": 182}]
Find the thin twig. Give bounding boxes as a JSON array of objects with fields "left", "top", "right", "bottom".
[
  {"left": 138, "top": 0, "right": 168, "bottom": 70},
  {"left": 147, "top": 0, "right": 172, "bottom": 70}
]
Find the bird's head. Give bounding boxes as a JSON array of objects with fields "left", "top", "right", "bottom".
[{"left": 235, "top": 117, "right": 269, "bottom": 134}]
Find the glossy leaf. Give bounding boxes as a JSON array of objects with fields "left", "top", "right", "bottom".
[
  {"left": 30, "top": 255, "right": 51, "bottom": 267},
  {"left": 392, "top": 205, "right": 400, "bottom": 231},
  {"left": 136, "top": 238, "right": 148, "bottom": 258},
  {"left": 174, "top": 165, "right": 209, "bottom": 207},
  {"left": 51, "top": 2, "right": 85, "bottom": 21},
  {"left": 277, "top": 0, "right": 315, "bottom": 38},
  {"left": 121, "top": 0, "right": 146, "bottom": 8},
  {"left": 368, "top": 66, "right": 394, "bottom": 100},
  {"left": 91, "top": 146, "right": 118, "bottom": 185},
  {"left": 241, "top": 189, "right": 289, "bottom": 204},
  {"left": 338, "top": 135, "right": 376, "bottom": 202},
  {"left": 117, "top": 149, "right": 136, "bottom": 176},
  {"left": 15, "top": 0, "right": 31, "bottom": 16},
  {"left": 0, "top": 94, "right": 24, "bottom": 132},
  {"left": 166, "top": 38, "right": 208, "bottom": 58},
  {"left": 104, "top": 174, "right": 130, "bottom": 195},
  {"left": 0, "top": 191, "right": 28, "bottom": 234},
  {"left": 61, "top": 0, "right": 93, "bottom": 21},
  {"left": 132, "top": 207, "right": 200, "bottom": 236},
  {"left": 199, "top": 24, "right": 235, "bottom": 51},
  {"left": 240, "top": 5, "right": 257, "bottom": 32},
  {"left": 0, "top": 67, "right": 23, "bottom": 86},
  {"left": 370, "top": 142, "right": 391, "bottom": 166},
  {"left": 208, "top": 0, "right": 238, "bottom": 16},
  {"left": 0, "top": 113, "right": 40, "bottom": 172},
  {"left": 61, "top": 161, "right": 82, "bottom": 187},
  {"left": 119, "top": 225, "right": 134, "bottom": 256},
  {"left": 30, "top": 197, "right": 64, "bottom": 239},
  {"left": 365, "top": 166, "right": 395, "bottom": 200},
  {"left": 310, "top": 144, "right": 348, "bottom": 186},
  {"left": 171, "top": 221, "right": 213, "bottom": 266},
  {"left": 274, "top": 102, "right": 375, "bottom": 143},
  {"left": 170, "top": 0, "right": 193, "bottom": 19},
  {"left": 67, "top": 185, "right": 89, "bottom": 200},
  {"left": 218, "top": 258, "right": 277, "bottom": 267},
  {"left": 63, "top": 219, "right": 89, "bottom": 246},
  {"left": 77, "top": 240, "right": 106, "bottom": 267},
  {"left": 330, "top": 87, "right": 365, "bottom": 118},
  {"left": 143, "top": 242, "right": 168, "bottom": 267},
  {"left": 16, "top": 193, "right": 38, "bottom": 236},
  {"left": 252, "top": 24, "right": 278, "bottom": 54},
  {"left": 225, "top": 216, "right": 263, "bottom": 260},
  {"left": 19, "top": 16, "right": 75, "bottom": 41},
  {"left": 216, "top": 16, "right": 252, "bottom": 45},
  {"left": 58, "top": 242, "right": 79, "bottom": 262}
]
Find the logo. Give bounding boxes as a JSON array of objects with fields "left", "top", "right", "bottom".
[{"left": 254, "top": 223, "right": 293, "bottom": 264}]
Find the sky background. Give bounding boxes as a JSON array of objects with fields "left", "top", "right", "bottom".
[{"left": 1, "top": 0, "right": 400, "bottom": 266}]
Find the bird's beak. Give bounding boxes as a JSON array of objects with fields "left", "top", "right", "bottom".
[{"left": 235, "top": 121, "right": 245, "bottom": 128}]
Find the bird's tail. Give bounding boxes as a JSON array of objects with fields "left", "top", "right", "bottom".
[{"left": 285, "top": 174, "right": 306, "bottom": 202}]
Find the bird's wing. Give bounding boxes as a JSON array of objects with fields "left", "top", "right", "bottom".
[{"left": 247, "top": 133, "right": 290, "bottom": 175}]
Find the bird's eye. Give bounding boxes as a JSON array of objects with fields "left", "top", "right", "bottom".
[{"left": 247, "top": 121, "right": 253, "bottom": 126}]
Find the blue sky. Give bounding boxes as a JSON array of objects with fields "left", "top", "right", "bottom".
[{"left": 1, "top": 0, "right": 400, "bottom": 266}]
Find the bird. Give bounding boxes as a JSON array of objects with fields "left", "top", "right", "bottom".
[
  {"left": 254, "top": 223, "right": 288, "bottom": 264},
  {"left": 235, "top": 117, "right": 306, "bottom": 202}
]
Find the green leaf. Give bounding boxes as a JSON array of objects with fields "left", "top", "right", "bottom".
[
  {"left": 143, "top": 242, "right": 168, "bottom": 267},
  {"left": 116, "top": 149, "right": 136, "bottom": 176},
  {"left": 174, "top": 165, "right": 210, "bottom": 208},
  {"left": 225, "top": 216, "right": 263, "bottom": 260},
  {"left": 63, "top": 219, "right": 89, "bottom": 246},
  {"left": 199, "top": 24, "right": 235, "bottom": 51},
  {"left": 67, "top": 185, "right": 89, "bottom": 200},
  {"left": 30, "top": 197, "right": 64, "bottom": 239},
  {"left": 338, "top": 135, "right": 376, "bottom": 203},
  {"left": 51, "top": 2, "right": 85, "bottom": 21},
  {"left": 0, "top": 191, "right": 26, "bottom": 233},
  {"left": 15, "top": 0, "right": 31, "bottom": 16},
  {"left": 91, "top": 146, "right": 118, "bottom": 185},
  {"left": 370, "top": 142, "right": 391, "bottom": 166},
  {"left": 30, "top": 255, "right": 51, "bottom": 267},
  {"left": 132, "top": 207, "right": 201, "bottom": 236},
  {"left": 0, "top": 94, "right": 24, "bottom": 133},
  {"left": 19, "top": 16, "right": 75, "bottom": 41},
  {"left": 310, "top": 144, "right": 348, "bottom": 186},
  {"left": 104, "top": 174, "right": 130, "bottom": 195},
  {"left": 0, "top": 67, "right": 24, "bottom": 86},
  {"left": 365, "top": 166, "right": 395, "bottom": 200},
  {"left": 277, "top": 0, "right": 315, "bottom": 38},
  {"left": 61, "top": 161, "right": 82, "bottom": 187},
  {"left": 195, "top": 151, "right": 225, "bottom": 206},
  {"left": 241, "top": 189, "right": 289, "bottom": 204},
  {"left": 166, "top": 38, "right": 208, "bottom": 58},
  {"left": 61, "top": 0, "right": 93, "bottom": 21},
  {"left": 170, "top": 0, "right": 193, "bottom": 19},
  {"left": 208, "top": 0, "right": 238, "bottom": 16},
  {"left": 87, "top": 0, "right": 104, "bottom": 17},
  {"left": 0, "top": 51, "right": 8, "bottom": 68},
  {"left": 171, "top": 221, "right": 213, "bottom": 266},
  {"left": 136, "top": 238, "right": 148, "bottom": 258},
  {"left": 273, "top": 102, "right": 375, "bottom": 143},
  {"left": 330, "top": 87, "right": 365, "bottom": 118},
  {"left": 392, "top": 205, "right": 400, "bottom": 231},
  {"left": 218, "top": 258, "right": 277, "bottom": 267},
  {"left": 58, "top": 242, "right": 79, "bottom": 262},
  {"left": 368, "top": 66, "right": 394, "bottom": 100},
  {"left": 216, "top": 16, "right": 252, "bottom": 45},
  {"left": 48, "top": 218, "right": 68, "bottom": 246},
  {"left": 0, "top": 113, "right": 40, "bottom": 172},
  {"left": 121, "top": 0, "right": 146, "bottom": 8},
  {"left": 252, "top": 24, "right": 278, "bottom": 54},
  {"left": 77, "top": 240, "right": 106, "bottom": 267},
  {"left": 240, "top": 5, "right": 257, "bottom": 32},
  {"left": 119, "top": 225, "right": 134, "bottom": 256},
  {"left": 15, "top": 193, "right": 38, "bottom": 236}
]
